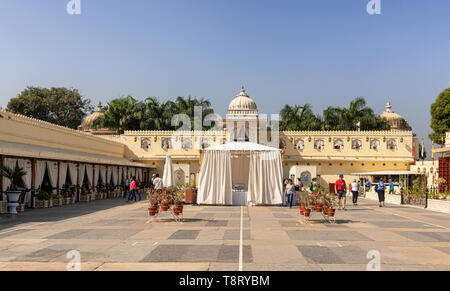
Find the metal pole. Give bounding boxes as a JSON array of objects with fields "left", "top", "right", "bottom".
[
  {"left": 425, "top": 188, "right": 429, "bottom": 209},
  {"left": 400, "top": 187, "right": 404, "bottom": 205}
]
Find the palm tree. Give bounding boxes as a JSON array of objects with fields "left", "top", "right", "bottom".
[
  {"left": 1, "top": 164, "right": 26, "bottom": 191},
  {"left": 94, "top": 96, "right": 146, "bottom": 133},
  {"left": 280, "top": 104, "right": 322, "bottom": 131}
]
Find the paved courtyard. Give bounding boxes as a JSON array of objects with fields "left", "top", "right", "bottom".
[{"left": 0, "top": 198, "right": 449, "bottom": 271}]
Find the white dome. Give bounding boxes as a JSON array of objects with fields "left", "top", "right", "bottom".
[{"left": 227, "top": 87, "right": 258, "bottom": 116}]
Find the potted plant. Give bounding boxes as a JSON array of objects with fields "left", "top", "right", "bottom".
[
  {"left": 147, "top": 189, "right": 160, "bottom": 216},
  {"left": 172, "top": 187, "right": 185, "bottom": 216},
  {"left": 1, "top": 164, "right": 27, "bottom": 214},
  {"left": 160, "top": 188, "right": 171, "bottom": 211},
  {"left": 36, "top": 189, "right": 50, "bottom": 208},
  {"left": 324, "top": 193, "right": 337, "bottom": 217}
]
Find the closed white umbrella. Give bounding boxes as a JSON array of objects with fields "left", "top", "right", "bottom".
[{"left": 163, "top": 155, "right": 174, "bottom": 187}]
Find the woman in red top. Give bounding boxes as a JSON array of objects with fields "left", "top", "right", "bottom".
[{"left": 127, "top": 176, "right": 137, "bottom": 202}]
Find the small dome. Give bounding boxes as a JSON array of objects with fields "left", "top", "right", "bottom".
[
  {"left": 79, "top": 102, "right": 104, "bottom": 131},
  {"left": 379, "top": 101, "right": 412, "bottom": 131},
  {"left": 227, "top": 87, "right": 258, "bottom": 116}
]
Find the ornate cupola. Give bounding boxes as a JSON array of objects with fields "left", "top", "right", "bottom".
[{"left": 379, "top": 101, "right": 412, "bottom": 131}]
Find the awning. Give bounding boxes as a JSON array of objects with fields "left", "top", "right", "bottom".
[
  {"left": 0, "top": 140, "right": 150, "bottom": 168},
  {"left": 351, "top": 171, "right": 421, "bottom": 176}
]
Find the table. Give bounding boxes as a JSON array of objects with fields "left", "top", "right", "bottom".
[{"left": 232, "top": 191, "right": 248, "bottom": 206}]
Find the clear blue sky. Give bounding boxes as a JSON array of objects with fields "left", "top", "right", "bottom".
[{"left": 1, "top": 0, "right": 449, "bottom": 151}]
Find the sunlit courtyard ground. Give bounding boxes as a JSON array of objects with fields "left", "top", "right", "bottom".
[{"left": 0, "top": 197, "right": 449, "bottom": 271}]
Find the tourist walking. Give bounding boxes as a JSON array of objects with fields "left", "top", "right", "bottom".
[
  {"left": 153, "top": 174, "right": 163, "bottom": 190},
  {"left": 285, "top": 179, "right": 295, "bottom": 208},
  {"left": 335, "top": 174, "right": 347, "bottom": 210},
  {"left": 366, "top": 179, "right": 372, "bottom": 191},
  {"left": 377, "top": 178, "right": 386, "bottom": 207},
  {"left": 127, "top": 176, "right": 137, "bottom": 202},
  {"left": 389, "top": 180, "right": 394, "bottom": 194},
  {"left": 351, "top": 179, "right": 359, "bottom": 206}
]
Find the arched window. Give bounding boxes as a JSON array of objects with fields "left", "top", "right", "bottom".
[
  {"left": 333, "top": 139, "right": 344, "bottom": 150},
  {"left": 141, "top": 138, "right": 151, "bottom": 149},
  {"left": 175, "top": 169, "right": 185, "bottom": 187},
  {"left": 387, "top": 139, "right": 397, "bottom": 150},
  {"left": 162, "top": 138, "right": 172, "bottom": 149},
  {"left": 314, "top": 139, "right": 325, "bottom": 150},
  {"left": 201, "top": 138, "right": 211, "bottom": 149},
  {"left": 352, "top": 139, "right": 362, "bottom": 150},
  {"left": 370, "top": 139, "right": 380, "bottom": 150},
  {"left": 294, "top": 139, "right": 305, "bottom": 150},
  {"left": 182, "top": 138, "right": 192, "bottom": 150}
]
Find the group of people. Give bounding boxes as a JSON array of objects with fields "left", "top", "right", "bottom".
[
  {"left": 335, "top": 174, "right": 388, "bottom": 209},
  {"left": 284, "top": 174, "right": 391, "bottom": 209},
  {"left": 283, "top": 177, "right": 319, "bottom": 208},
  {"left": 125, "top": 173, "right": 163, "bottom": 202}
]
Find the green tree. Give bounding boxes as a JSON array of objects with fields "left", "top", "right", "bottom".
[
  {"left": 94, "top": 96, "right": 146, "bottom": 133},
  {"left": 430, "top": 88, "right": 450, "bottom": 144},
  {"left": 322, "top": 97, "right": 390, "bottom": 131},
  {"left": 7, "top": 87, "right": 93, "bottom": 129},
  {"left": 280, "top": 104, "right": 322, "bottom": 131}
]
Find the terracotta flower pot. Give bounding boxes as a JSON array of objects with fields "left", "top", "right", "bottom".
[
  {"left": 304, "top": 209, "right": 311, "bottom": 217},
  {"left": 148, "top": 208, "right": 158, "bottom": 216},
  {"left": 327, "top": 208, "right": 336, "bottom": 217},
  {"left": 299, "top": 207, "right": 305, "bottom": 215},
  {"left": 315, "top": 204, "right": 323, "bottom": 212},
  {"left": 160, "top": 202, "right": 169, "bottom": 211},
  {"left": 173, "top": 207, "right": 181, "bottom": 216}
]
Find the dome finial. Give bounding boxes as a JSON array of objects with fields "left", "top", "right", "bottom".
[
  {"left": 97, "top": 101, "right": 103, "bottom": 112},
  {"left": 386, "top": 101, "right": 392, "bottom": 112}
]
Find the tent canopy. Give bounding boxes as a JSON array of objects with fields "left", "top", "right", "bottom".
[{"left": 198, "top": 142, "right": 283, "bottom": 205}]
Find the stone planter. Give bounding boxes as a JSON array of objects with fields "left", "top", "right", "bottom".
[
  {"left": 71, "top": 197, "right": 76, "bottom": 204},
  {"left": 48, "top": 199, "right": 53, "bottom": 208},
  {"left": 6, "top": 191, "right": 22, "bottom": 214}
]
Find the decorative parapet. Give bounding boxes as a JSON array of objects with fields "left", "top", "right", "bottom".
[
  {"left": 281, "top": 130, "right": 413, "bottom": 136},
  {"left": 0, "top": 109, "right": 123, "bottom": 146}
]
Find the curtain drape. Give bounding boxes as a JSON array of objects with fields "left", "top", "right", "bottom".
[
  {"left": 35, "top": 160, "right": 47, "bottom": 190},
  {"left": 93, "top": 166, "right": 100, "bottom": 190},
  {"left": 118, "top": 167, "right": 123, "bottom": 185},
  {"left": 197, "top": 151, "right": 232, "bottom": 205},
  {"left": 68, "top": 163, "right": 78, "bottom": 186},
  {"left": 17, "top": 159, "right": 32, "bottom": 206},
  {"left": 248, "top": 151, "right": 283, "bottom": 205},
  {"left": 99, "top": 165, "right": 107, "bottom": 185},
  {"left": 85, "top": 164, "right": 93, "bottom": 189},
  {"left": 2, "top": 158, "right": 18, "bottom": 192},
  {"left": 79, "top": 164, "right": 86, "bottom": 186},
  {"left": 46, "top": 161, "right": 58, "bottom": 194},
  {"left": 59, "top": 162, "right": 68, "bottom": 188}
]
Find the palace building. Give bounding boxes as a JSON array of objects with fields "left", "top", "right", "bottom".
[
  {"left": 0, "top": 87, "right": 426, "bottom": 211},
  {"left": 78, "top": 88, "right": 421, "bottom": 190}
]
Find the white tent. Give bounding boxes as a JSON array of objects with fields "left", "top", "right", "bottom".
[
  {"left": 163, "top": 155, "right": 174, "bottom": 187},
  {"left": 197, "top": 142, "right": 283, "bottom": 205}
]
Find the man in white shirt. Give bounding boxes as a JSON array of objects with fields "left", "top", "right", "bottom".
[
  {"left": 153, "top": 174, "right": 163, "bottom": 190},
  {"left": 351, "top": 180, "right": 359, "bottom": 206}
]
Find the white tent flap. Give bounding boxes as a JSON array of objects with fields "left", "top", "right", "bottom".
[
  {"left": 248, "top": 151, "right": 283, "bottom": 205},
  {"left": 197, "top": 150, "right": 232, "bottom": 205}
]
